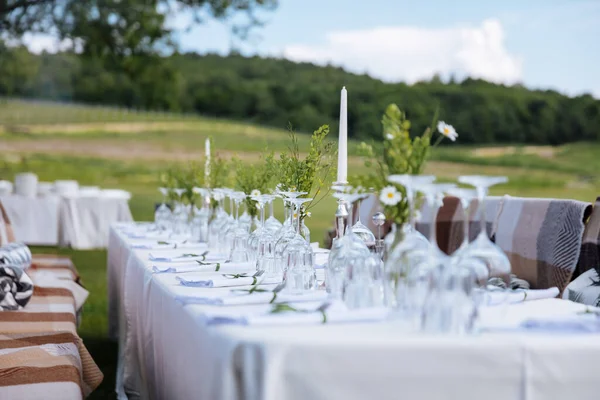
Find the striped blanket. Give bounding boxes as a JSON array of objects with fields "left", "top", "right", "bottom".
[
  {"left": 493, "top": 196, "right": 592, "bottom": 293},
  {"left": 0, "top": 257, "right": 102, "bottom": 398}
]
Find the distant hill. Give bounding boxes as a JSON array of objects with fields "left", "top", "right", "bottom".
[{"left": 1, "top": 44, "right": 599, "bottom": 145}]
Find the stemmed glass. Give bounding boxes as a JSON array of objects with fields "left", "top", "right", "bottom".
[
  {"left": 383, "top": 175, "right": 435, "bottom": 308},
  {"left": 218, "top": 190, "right": 237, "bottom": 254},
  {"left": 326, "top": 192, "right": 371, "bottom": 300},
  {"left": 351, "top": 192, "right": 376, "bottom": 246},
  {"left": 155, "top": 187, "right": 172, "bottom": 231},
  {"left": 191, "top": 187, "right": 211, "bottom": 243},
  {"left": 274, "top": 191, "right": 307, "bottom": 271},
  {"left": 208, "top": 189, "right": 227, "bottom": 249},
  {"left": 457, "top": 175, "right": 511, "bottom": 305},
  {"left": 387, "top": 183, "right": 454, "bottom": 327},
  {"left": 172, "top": 188, "right": 189, "bottom": 236},
  {"left": 264, "top": 194, "right": 282, "bottom": 233},
  {"left": 282, "top": 197, "right": 316, "bottom": 294},
  {"left": 446, "top": 187, "right": 489, "bottom": 332},
  {"left": 229, "top": 192, "right": 250, "bottom": 263},
  {"left": 344, "top": 252, "right": 386, "bottom": 309},
  {"left": 239, "top": 200, "right": 253, "bottom": 232},
  {"left": 247, "top": 194, "right": 268, "bottom": 262},
  {"left": 446, "top": 188, "right": 478, "bottom": 256}
]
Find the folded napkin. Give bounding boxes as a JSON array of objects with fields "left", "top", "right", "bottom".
[
  {"left": 149, "top": 250, "right": 227, "bottom": 263},
  {"left": 131, "top": 240, "right": 207, "bottom": 250},
  {"left": 177, "top": 274, "right": 280, "bottom": 288},
  {"left": 0, "top": 242, "right": 32, "bottom": 270},
  {"left": 152, "top": 261, "right": 255, "bottom": 274},
  {"left": 176, "top": 288, "right": 328, "bottom": 306},
  {"left": 199, "top": 302, "right": 390, "bottom": 326},
  {"left": 520, "top": 312, "right": 600, "bottom": 333},
  {"left": 485, "top": 287, "right": 559, "bottom": 306},
  {"left": 0, "top": 265, "right": 33, "bottom": 310}
]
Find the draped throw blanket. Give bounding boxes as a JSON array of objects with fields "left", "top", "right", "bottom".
[
  {"left": 416, "top": 196, "right": 504, "bottom": 255},
  {"left": 575, "top": 196, "right": 600, "bottom": 279},
  {"left": 493, "top": 196, "right": 592, "bottom": 293},
  {"left": 0, "top": 265, "right": 33, "bottom": 310},
  {"left": 0, "top": 242, "right": 33, "bottom": 270}
]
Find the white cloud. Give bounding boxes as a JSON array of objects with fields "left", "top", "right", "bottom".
[
  {"left": 282, "top": 19, "right": 522, "bottom": 85},
  {"left": 16, "top": 33, "right": 82, "bottom": 54}
]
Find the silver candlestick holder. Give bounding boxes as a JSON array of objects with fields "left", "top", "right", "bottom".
[{"left": 372, "top": 212, "right": 386, "bottom": 259}]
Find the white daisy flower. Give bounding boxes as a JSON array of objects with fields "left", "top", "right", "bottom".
[
  {"left": 385, "top": 132, "right": 394, "bottom": 140},
  {"left": 250, "top": 189, "right": 261, "bottom": 198},
  {"left": 379, "top": 186, "right": 402, "bottom": 206},
  {"left": 437, "top": 121, "right": 458, "bottom": 141}
]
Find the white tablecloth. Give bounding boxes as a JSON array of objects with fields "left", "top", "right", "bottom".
[
  {"left": 108, "top": 224, "right": 600, "bottom": 400},
  {"left": 1, "top": 194, "right": 132, "bottom": 249}
]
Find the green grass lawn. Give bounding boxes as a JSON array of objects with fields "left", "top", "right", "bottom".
[{"left": 2, "top": 99, "right": 600, "bottom": 398}]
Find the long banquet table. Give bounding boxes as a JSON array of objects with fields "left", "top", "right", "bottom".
[{"left": 108, "top": 223, "right": 600, "bottom": 400}]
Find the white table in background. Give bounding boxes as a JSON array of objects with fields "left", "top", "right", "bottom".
[
  {"left": 108, "top": 223, "right": 600, "bottom": 400},
  {"left": 0, "top": 194, "right": 61, "bottom": 245},
  {"left": 0, "top": 191, "right": 133, "bottom": 249}
]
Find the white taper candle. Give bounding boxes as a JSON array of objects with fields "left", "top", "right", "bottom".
[
  {"left": 205, "top": 138, "right": 211, "bottom": 185},
  {"left": 337, "top": 86, "right": 348, "bottom": 183}
]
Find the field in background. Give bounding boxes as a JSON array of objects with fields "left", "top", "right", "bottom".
[{"left": 1, "top": 99, "right": 599, "bottom": 398}]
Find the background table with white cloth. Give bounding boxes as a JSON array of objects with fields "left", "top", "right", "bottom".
[
  {"left": 108, "top": 223, "right": 600, "bottom": 400},
  {"left": 1, "top": 191, "right": 133, "bottom": 249}
]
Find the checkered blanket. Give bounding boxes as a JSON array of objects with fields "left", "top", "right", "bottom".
[
  {"left": 493, "top": 196, "right": 592, "bottom": 293},
  {"left": 0, "top": 257, "right": 102, "bottom": 398}
]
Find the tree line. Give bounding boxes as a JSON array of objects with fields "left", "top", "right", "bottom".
[{"left": 1, "top": 44, "right": 598, "bottom": 145}]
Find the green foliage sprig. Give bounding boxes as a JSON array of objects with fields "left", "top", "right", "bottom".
[
  {"left": 202, "top": 154, "right": 231, "bottom": 190},
  {"left": 277, "top": 124, "right": 336, "bottom": 220},
  {"left": 354, "top": 103, "right": 450, "bottom": 226},
  {"left": 233, "top": 151, "right": 276, "bottom": 218},
  {"left": 160, "top": 163, "right": 201, "bottom": 204}
]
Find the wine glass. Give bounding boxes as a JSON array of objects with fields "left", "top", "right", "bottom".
[
  {"left": 172, "top": 188, "right": 189, "bottom": 236},
  {"left": 219, "top": 190, "right": 238, "bottom": 254},
  {"left": 247, "top": 194, "right": 268, "bottom": 262},
  {"left": 274, "top": 190, "right": 307, "bottom": 271},
  {"left": 344, "top": 252, "right": 386, "bottom": 309},
  {"left": 351, "top": 192, "right": 377, "bottom": 246},
  {"left": 457, "top": 175, "right": 511, "bottom": 305},
  {"left": 208, "top": 189, "right": 227, "bottom": 249},
  {"left": 383, "top": 175, "right": 435, "bottom": 308},
  {"left": 282, "top": 197, "right": 316, "bottom": 294},
  {"left": 239, "top": 199, "right": 253, "bottom": 232},
  {"left": 155, "top": 187, "right": 172, "bottom": 231},
  {"left": 264, "top": 194, "right": 283, "bottom": 233},
  {"left": 190, "top": 187, "right": 211, "bottom": 243},
  {"left": 326, "top": 192, "right": 371, "bottom": 300},
  {"left": 390, "top": 182, "right": 455, "bottom": 328},
  {"left": 229, "top": 192, "right": 250, "bottom": 263}
]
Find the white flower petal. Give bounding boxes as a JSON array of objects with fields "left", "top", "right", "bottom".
[{"left": 385, "top": 133, "right": 394, "bottom": 140}]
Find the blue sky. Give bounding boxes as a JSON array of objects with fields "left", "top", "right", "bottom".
[{"left": 173, "top": 0, "right": 600, "bottom": 97}]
